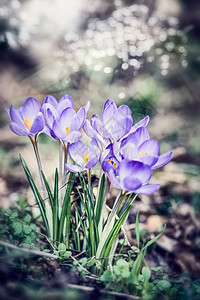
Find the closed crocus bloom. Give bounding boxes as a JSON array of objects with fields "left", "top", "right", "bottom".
[
  {"left": 120, "top": 127, "right": 173, "bottom": 169},
  {"left": 65, "top": 138, "right": 100, "bottom": 172},
  {"left": 86, "top": 99, "right": 133, "bottom": 145},
  {"left": 108, "top": 159, "right": 160, "bottom": 195},
  {"left": 7, "top": 97, "right": 45, "bottom": 137}
]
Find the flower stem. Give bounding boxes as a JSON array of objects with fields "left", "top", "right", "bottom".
[
  {"left": 96, "top": 189, "right": 121, "bottom": 258},
  {"left": 63, "top": 143, "right": 68, "bottom": 189},
  {"left": 59, "top": 140, "right": 63, "bottom": 190},
  {"left": 87, "top": 169, "right": 91, "bottom": 193},
  {"left": 29, "top": 136, "right": 46, "bottom": 198}
]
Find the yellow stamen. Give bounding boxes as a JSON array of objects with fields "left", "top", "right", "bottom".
[
  {"left": 84, "top": 151, "right": 90, "bottom": 164},
  {"left": 65, "top": 124, "right": 70, "bottom": 136},
  {"left": 107, "top": 158, "right": 116, "bottom": 168},
  {"left": 24, "top": 117, "right": 31, "bottom": 131},
  {"left": 138, "top": 150, "right": 143, "bottom": 158},
  {"left": 145, "top": 152, "right": 148, "bottom": 155}
]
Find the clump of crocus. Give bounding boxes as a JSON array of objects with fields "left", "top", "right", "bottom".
[{"left": 7, "top": 94, "right": 173, "bottom": 267}]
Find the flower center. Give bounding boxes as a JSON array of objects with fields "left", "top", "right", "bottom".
[
  {"left": 65, "top": 124, "right": 70, "bottom": 136},
  {"left": 107, "top": 158, "right": 116, "bottom": 168},
  {"left": 24, "top": 117, "right": 31, "bottom": 131},
  {"left": 84, "top": 151, "right": 90, "bottom": 164},
  {"left": 138, "top": 150, "right": 148, "bottom": 158}
]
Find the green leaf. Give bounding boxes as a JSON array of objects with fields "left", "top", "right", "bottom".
[
  {"left": 13, "top": 222, "right": 22, "bottom": 235},
  {"left": 63, "top": 251, "right": 72, "bottom": 258},
  {"left": 142, "top": 226, "right": 165, "bottom": 252},
  {"left": 101, "top": 270, "right": 112, "bottom": 282},
  {"left": 136, "top": 212, "right": 140, "bottom": 249},
  {"left": 95, "top": 174, "right": 105, "bottom": 226},
  {"left": 53, "top": 169, "right": 59, "bottom": 242},
  {"left": 142, "top": 266, "right": 151, "bottom": 282},
  {"left": 156, "top": 280, "right": 171, "bottom": 291},
  {"left": 100, "top": 194, "right": 137, "bottom": 262},
  {"left": 19, "top": 154, "right": 50, "bottom": 236},
  {"left": 23, "top": 225, "right": 32, "bottom": 235},
  {"left": 58, "top": 243, "right": 66, "bottom": 251},
  {"left": 58, "top": 172, "right": 75, "bottom": 244},
  {"left": 23, "top": 215, "right": 31, "bottom": 224},
  {"left": 41, "top": 170, "right": 54, "bottom": 209}
]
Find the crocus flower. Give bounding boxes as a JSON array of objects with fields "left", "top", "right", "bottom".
[
  {"left": 65, "top": 138, "right": 100, "bottom": 172},
  {"left": 84, "top": 99, "right": 133, "bottom": 146},
  {"left": 108, "top": 159, "right": 160, "bottom": 194},
  {"left": 51, "top": 106, "right": 86, "bottom": 144},
  {"left": 7, "top": 97, "right": 45, "bottom": 137},
  {"left": 120, "top": 127, "right": 173, "bottom": 169},
  {"left": 42, "top": 94, "right": 90, "bottom": 139}
]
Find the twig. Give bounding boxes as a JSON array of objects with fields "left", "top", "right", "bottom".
[
  {"left": 65, "top": 283, "right": 140, "bottom": 299},
  {"left": 0, "top": 240, "right": 58, "bottom": 259}
]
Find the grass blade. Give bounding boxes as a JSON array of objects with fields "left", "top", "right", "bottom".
[
  {"left": 136, "top": 212, "right": 140, "bottom": 249},
  {"left": 58, "top": 172, "right": 74, "bottom": 245},
  {"left": 95, "top": 174, "right": 105, "bottom": 226},
  {"left": 19, "top": 154, "right": 50, "bottom": 236},
  {"left": 53, "top": 169, "right": 59, "bottom": 243}
]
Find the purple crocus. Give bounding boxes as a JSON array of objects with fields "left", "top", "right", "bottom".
[
  {"left": 108, "top": 159, "right": 160, "bottom": 194},
  {"left": 84, "top": 99, "right": 133, "bottom": 146},
  {"left": 65, "top": 138, "right": 100, "bottom": 172},
  {"left": 7, "top": 97, "right": 45, "bottom": 137},
  {"left": 50, "top": 106, "right": 86, "bottom": 144},
  {"left": 120, "top": 127, "right": 173, "bottom": 169},
  {"left": 42, "top": 94, "right": 90, "bottom": 140}
]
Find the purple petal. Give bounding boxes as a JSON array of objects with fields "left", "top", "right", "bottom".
[
  {"left": 85, "top": 155, "right": 99, "bottom": 169},
  {"left": 83, "top": 119, "right": 95, "bottom": 138},
  {"left": 44, "top": 95, "right": 58, "bottom": 108},
  {"left": 121, "top": 127, "right": 150, "bottom": 148},
  {"left": 92, "top": 117, "right": 111, "bottom": 139},
  {"left": 137, "top": 139, "right": 159, "bottom": 166},
  {"left": 117, "top": 105, "right": 132, "bottom": 117},
  {"left": 123, "top": 177, "right": 141, "bottom": 192},
  {"left": 130, "top": 115, "right": 150, "bottom": 133},
  {"left": 119, "top": 160, "right": 152, "bottom": 184},
  {"left": 70, "top": 107, "right": 85, "bottom": 132},
  {"left": 22, "top": 97, "right": 41, "bottom": 122},
  {"left": 57, "top": 99, "right": 73, "bottom": 115},
  {"left": 65, "top": 163, "right": 84, "bottom": 173},
  {"left": 29, "top": 112, "right": 45, "bottom": 134},
  {"left": 112, "top": 115, "right": 133, "bottom": 141},
  {"left": 59, "top": 94, "right": 74, "bottom": 108},
  {"left": 52, "top": 120, "right": 65, "bottom": 140},
  {"left": 65, "top": 131, "right": 82, "bottom": 144},
  {"left": 43, "top": 104, "right": 59, "bottom": 127},
  {"left": 9, "top": 122, "right": 28, "bottom": 136},
  {"left": 9, "top": 106, "right": 24, "bottom": 125},
  {"left": 121, "top": 143, "right": 138, "bottom": 160},
  {"left": 60, "top": 107, "right": 76, "bottom": 132},
  {"left": 68, "top": 141, "right": 86, "bottom": 166},
  {"left": 108, "top": 169, "right": 121, "bottom": 189},
  {"left": 84, "top": 101, "right": 90, "bottom": 114},
  {"left": 102, "top": 99, "right": 117, "bottom": 124},
  {"left": 152, "top": 151, "right": 173, "bottom": 169},
  {"left": 89, "top": 137, "right": 99, "bottom": 149},
  {"left": 134, "top": 184, "right": 160, "bottom": 195}
]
